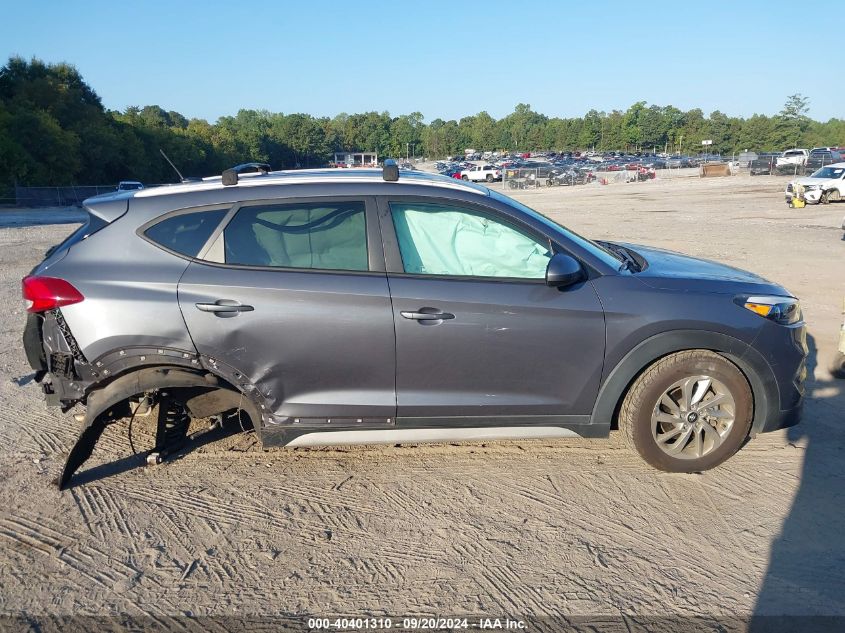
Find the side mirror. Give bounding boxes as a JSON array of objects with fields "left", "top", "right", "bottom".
[{"left": 545, "top": 253, "right": 585, "bottom": 288}]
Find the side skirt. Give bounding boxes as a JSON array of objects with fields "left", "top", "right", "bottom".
[{"left": 260, "top": 416, "right": 608, "bottom": 449}]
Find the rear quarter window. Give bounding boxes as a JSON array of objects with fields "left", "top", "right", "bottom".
[
  {"left": 144, "top": 209, "right": 228, "bottom": 257},
  {"left": 44, "top": 214, "right": 107, "bottom": 259}
]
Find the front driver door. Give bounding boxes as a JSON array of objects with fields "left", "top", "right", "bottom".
[{"left": 378, "top": 197, "right": 606, "bottom": 429}]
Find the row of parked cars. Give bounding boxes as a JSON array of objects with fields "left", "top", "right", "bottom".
[
  {"left": 749, "top": 148, "right": 844, "bottom": 176},
  {"left": 435, "top": 156, "right": 599, "bottom": 186}
]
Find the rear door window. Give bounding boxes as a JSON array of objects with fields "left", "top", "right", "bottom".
[
  {"left": 221, "top": 201, "right": 368, "bottom": 271},
  {"left": 144, "top": 209, "right": 228, "bottom": 257}
]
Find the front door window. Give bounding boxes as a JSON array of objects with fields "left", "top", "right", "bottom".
[{"left": 390, "top": 202, "right": 552, "bottom": 279}]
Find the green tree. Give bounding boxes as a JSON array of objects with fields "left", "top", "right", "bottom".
[
  {"left": 5, "top": 55, "right": 845, "bottom": 193},
  {"left": 776, "top": 93, "right": 810, "bottom": 148}
]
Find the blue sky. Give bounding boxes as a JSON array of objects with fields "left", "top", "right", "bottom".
[{"left": 1, "top": 0, "right": 841, "bottom": 123}]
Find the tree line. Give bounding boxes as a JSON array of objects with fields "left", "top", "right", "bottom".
[{"left": 1, "top": 56, "right": 843, "bottom": 196}]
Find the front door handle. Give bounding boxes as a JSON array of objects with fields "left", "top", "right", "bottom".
[
  {"left": 400, "top": 308, "right": 455, "bottom": 321},
  {"left": 195, "top": 300, "right": 254, "bottom": 314}
]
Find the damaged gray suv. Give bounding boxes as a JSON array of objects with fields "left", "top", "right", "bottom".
[{"left": 22, "top": 162, "right": 807, "bottom": 489}]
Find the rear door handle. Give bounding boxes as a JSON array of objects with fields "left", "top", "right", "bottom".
[
  {"left": 195, "top": 300, "right": 254, "bottom": 314},
  {"left": 400, "top": 309, "right": 455, "bottom": 321}
]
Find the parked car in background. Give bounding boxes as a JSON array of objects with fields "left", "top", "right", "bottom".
[
  {"left": 461, "top": 164, "right": 502, "bottom": 182},
  {"left": 784, "top": 163, "right": 845, "bottom": 205},
  {"left": 116, "top": 181, "right": 144, "bottom": 192},
  {"left": 665, "top": 155, "right": 692, "bottom": 168},
  {"left": 804, "top": 149, "right": 843, "bottom": 173},
  {"left": 776, "top": 149, "right": 809, "bottom": 169},
  {"left": 749, "top": 153, "right": 781, "bottom": 176}
]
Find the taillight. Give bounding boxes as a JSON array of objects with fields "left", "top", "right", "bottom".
[{"left": 22, "top": 276, "right": 84, "bottom": 313}]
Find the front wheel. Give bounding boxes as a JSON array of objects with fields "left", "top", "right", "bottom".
[
  {"left": 618, "top": 350, "right": 753, "bottom": 472},
  {"left": 461, "top": 175, "right": 469, "bottom": 181},
  {"left": 486, "top": 174, "right": 494, "bottom": 182},
  {"left": 831, "top": 351, "right": 845, "bottom": 379}
]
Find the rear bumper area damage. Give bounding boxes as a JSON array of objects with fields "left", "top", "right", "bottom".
[
  {"left": 24, "top": 310, "right": 92, "bottom": 407},
  {"left": 23, "top": 309, "right": 261, "bottom": 489}
]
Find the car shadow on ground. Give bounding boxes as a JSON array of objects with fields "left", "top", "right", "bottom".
[
  {"left": 62, "top": 413, "right": 253, "bottom": 489},
  {"left": 750, "top": 333, "right": 845, "bottom": 631}
]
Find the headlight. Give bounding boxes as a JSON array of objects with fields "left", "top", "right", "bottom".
[
  {"left": 737, "top": 295, "right": 802, "bottom": 325},
  {"left": 804, "top": 184, "right": 819, "bottom": 190}
]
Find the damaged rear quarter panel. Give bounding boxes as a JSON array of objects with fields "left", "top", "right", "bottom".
[{"left": 45, "top": 210, "right": 198, "bottom": 361}]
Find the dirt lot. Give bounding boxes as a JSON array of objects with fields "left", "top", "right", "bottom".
[{"left": 1, "top": 174, "right": 843, "bottom": 628}]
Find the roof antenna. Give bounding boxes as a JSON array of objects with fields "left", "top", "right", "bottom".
[{"left": 160, "top": 149, "right": 186, "bottom": 183}]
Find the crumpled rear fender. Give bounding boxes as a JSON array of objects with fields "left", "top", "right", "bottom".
[{"left": 59, "top": 366, "right": 261, "bottom": 490}]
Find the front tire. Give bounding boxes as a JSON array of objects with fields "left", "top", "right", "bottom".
[
  {"left": 486, "top": 174, "right": 494, "bottom": 182},
  {"left": 618, "top": 350, "right": 753, "bottom": 472},
  {"left": 831, "top": 352, "right": 845, "bottom": 379}
]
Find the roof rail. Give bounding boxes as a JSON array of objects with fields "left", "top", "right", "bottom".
[
  {"left": 383, "top": 159, "right": 399, "bottom": 182},
  {"left": 222, "top": 162, "right": 272, "bottom": 186}
]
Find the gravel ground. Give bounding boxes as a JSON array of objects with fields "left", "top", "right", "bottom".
[{"left": 0, "top": 173, "right": 843, "bottom": 628}]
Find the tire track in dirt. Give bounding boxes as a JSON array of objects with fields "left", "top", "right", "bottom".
[
  {"left": 472, "top": 471, "right": 758, "bottom": 596},
  {"left": 69, "top": 487, "right": 99, "bottom": 537},
  {"left": 113, "top": 484, "right": 281, "bottom": 528},
  {"left": 258, "top": 479, "right": 385, "bottom": 516},
  {"left": 91, "top": 485, "right": 135, "bottom": 539},
  {"left": 0, "top": 512, "right": 137, "bottom": 594},
  {"left": 73, "top": 485, "right": 139, "bottom": 545}
]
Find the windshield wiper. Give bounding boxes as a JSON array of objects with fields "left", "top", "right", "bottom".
[{"left": 596, "top": 240, "right": 642, "bottom": 272}]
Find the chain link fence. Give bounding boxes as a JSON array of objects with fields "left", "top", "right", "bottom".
[
  {"left": 12, "top": 185, "right": 122, "bottom": 207},
  {"left": 503, "top": 167, "right": 598, "bottom": 189},
  {"left": 503, "top": 168, "right": 541, "bottom": 190}
]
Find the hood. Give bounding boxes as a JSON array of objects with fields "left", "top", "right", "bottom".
[
  {"left": 621, "top": 243, "right": 789, "bottom": 296},
  {"left": 792, "top": 176, "right": 835, "bottom": 187}
]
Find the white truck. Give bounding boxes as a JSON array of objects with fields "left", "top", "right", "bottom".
[
  {"left": 460, "top": 164, "right": 502, "bottom": 183},
  {"left": 776, "top": 149, "right": 809, "bottom": 169}
]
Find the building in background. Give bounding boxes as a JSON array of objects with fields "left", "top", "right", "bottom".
[{"left": 333, "top": 152, "right": 378, "bottom": 167}]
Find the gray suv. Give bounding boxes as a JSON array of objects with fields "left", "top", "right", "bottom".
[{"left": 22, "top": 163, "right": 807, "bottom": 489}]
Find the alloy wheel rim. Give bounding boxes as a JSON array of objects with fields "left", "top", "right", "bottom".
[{"left": 650, "top": 375, "right": 736, "bottom": 460}]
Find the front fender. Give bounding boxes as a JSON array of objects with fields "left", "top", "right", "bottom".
[{"left": 589, "top": 329, "right": 780, "bottom": 437}]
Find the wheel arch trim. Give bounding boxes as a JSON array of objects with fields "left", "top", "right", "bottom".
[
  {"left": 58, "top": 360, "right": 265, "bottom": 490},
  {"left": 590, "top": 329, "right": 778, "bottom": 436}
]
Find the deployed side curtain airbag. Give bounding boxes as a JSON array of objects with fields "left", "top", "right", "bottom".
[
  {"left": 224, "top": 202, "right": 368, "bottom": 271},
  {"left": 391, "top": 203, "right": 551, "bottom": 278}
]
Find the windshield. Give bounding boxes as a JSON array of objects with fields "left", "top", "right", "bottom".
[
  {"left": 811, "top": 167, "right": 844, "bottom": 179},
  {"left": 489, "top": 190, "right": 623, "bottom": 269}
]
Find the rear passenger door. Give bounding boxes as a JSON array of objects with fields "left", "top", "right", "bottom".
[{"left": 176, "top": 197, "right": 397, "bottom": 425}]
